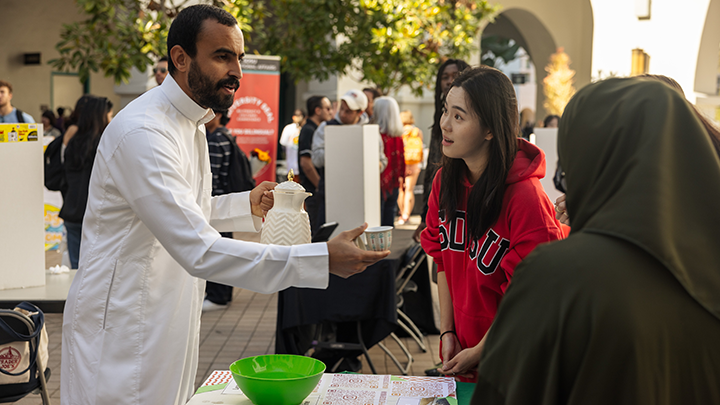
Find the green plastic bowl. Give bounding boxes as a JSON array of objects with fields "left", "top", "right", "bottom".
[{"left": 229, "top": 354, "right": 326, "bottom": 405}]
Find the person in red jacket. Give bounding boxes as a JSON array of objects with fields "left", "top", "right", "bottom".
[{"left": 421, "top": 66, "right": 564, "bottom": 382}]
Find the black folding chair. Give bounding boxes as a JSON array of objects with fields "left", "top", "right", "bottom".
[
  {"left": 394, "top": 242, "right": 429, "bottom": 352},
  {"left": 0, "top": 302, "right": 51, "bottom": 404}
]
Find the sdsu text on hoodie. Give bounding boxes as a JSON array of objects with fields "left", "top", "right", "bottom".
[{"left": 421, "top": 139, "right": 564, "bottom": 369}]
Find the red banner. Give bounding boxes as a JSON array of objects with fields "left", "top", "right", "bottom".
[{"left": 227, "top": 55, "right": 281, "bottom": 184}]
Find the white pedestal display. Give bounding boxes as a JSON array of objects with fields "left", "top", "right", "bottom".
[
  {"left": 531, "top": 127, "right": 562, "bottom": 204},
  {"left": 0, "top": 125, "right": 45, "bottom": 290},
  {"left": 325, "top": 124, "right": 381, "bottom": 237}
]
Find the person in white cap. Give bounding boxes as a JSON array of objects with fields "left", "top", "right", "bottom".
[{"left": 309, "top": 89, "right": 387, "bottom": 232}]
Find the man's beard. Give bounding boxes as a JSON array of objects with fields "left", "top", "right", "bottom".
[{"left": 188, "top": 61, "right": 239, "bottom": 110}]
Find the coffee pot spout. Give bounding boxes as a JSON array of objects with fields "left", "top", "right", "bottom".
[{"left": 293, "top": 192, "right": 312, "bottom": 210}]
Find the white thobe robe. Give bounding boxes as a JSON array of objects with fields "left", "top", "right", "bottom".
[{"left": 61, "top": 75, "right": 329, "bottom": 405}]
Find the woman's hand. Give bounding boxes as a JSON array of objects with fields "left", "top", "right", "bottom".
[
  {"left": 439, "top": 332, "right": 463, "bottom": 374},
  {"left": 439, "top": 339, "right": 484, "bottom": 379},
  {"left": 554, "top": 194, "right": 569, "bottom": 226},
  {"left": 412, "top": 221, "right": 426, "bottom": 243}
]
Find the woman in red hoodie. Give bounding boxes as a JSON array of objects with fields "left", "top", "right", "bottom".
[{"left": 421, "top": 66, "right": 564, "bottom": 382}]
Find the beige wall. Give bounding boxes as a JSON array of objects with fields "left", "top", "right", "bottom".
[
  {"left": 695, "top": 0, "right": 720, "bottom": 96},
  {"left": 487, "top": 0, "right": 594, "bottom": 119},
  {"left": 590, "top": 0, "right": 718, "bottom": 111},
  {"left": 491, "top": 0, "right": 719, "bottom": 119},
  {"left": 0, "top": 0, "right": 121, "bottom": 121}
]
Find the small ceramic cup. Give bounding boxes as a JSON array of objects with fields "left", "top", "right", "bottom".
[{"left": 354, "top": 226, "right": 393, "bottom": 251}]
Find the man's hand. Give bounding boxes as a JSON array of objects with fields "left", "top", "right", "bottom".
[
  {"left": 250, "top": 181, "right": 277, "bottom": 217},
  {"left": 327, "top": 223, "right": 390, "bottom": 278},
  {"left": 412, "top": 221, "right": 427, "bottom": 243}
]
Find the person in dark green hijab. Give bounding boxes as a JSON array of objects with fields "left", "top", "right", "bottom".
[{"left": 471, "top": 77, "right": 720, "bottom": 405}]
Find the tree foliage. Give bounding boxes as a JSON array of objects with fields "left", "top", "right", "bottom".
[
  {"left": 49, "top": 0, "right": 261, "bottom": 85},
  {"left": 259, "top": 0, "right": 499, "bottom": 95},
  {"left": 543, "top": 47, "right": 576, "bottom": 116},
  {"left": 51, "top": 0, "right": 498, "bottom": 94},
  {"left": 480, "top": 35, "right": 520, "bottom": 68}
]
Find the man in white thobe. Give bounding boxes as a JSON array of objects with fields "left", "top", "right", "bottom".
[{"left": 61, "top": 5, "right": 388, "bottom": 405}]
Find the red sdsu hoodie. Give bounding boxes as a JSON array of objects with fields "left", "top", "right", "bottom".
[{"left": 421, "top": 139, "right": 564, "bottom": 366}]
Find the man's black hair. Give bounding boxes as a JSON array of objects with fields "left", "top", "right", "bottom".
[
  {"left": 167, "top": 5, "right": 238, "bottom": 75},
  {"left": 362, "top": 87, "right": 382, "bottom": 100},
  {"left": 306, "top": 96, "right": 326, "bottom": 118},
  {"left": 158, "top": 56, "right": 168, "bottom": 63}
]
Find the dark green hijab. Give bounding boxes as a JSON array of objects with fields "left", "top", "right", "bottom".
[{"left": 559, "top": 77, "right": 720, "bottom": 321}]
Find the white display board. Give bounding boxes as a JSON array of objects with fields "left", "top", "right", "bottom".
[
  {"left": 531, "top": 127, "right": 563, "bottom": 204},
  {"left": 0, "top": 124, "right": 46, "bottom": 290},
  {"left": 325, "top": 124, "right": 381, "bottom": 237}
]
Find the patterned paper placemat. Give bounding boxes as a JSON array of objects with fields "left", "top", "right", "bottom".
[{"left": 201, "top": 370, "right": 233, "bottom": 387}]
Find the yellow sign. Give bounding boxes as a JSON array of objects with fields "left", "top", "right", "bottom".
[{"left": 0, "top": 124, "right": 39, "bottom": 143}]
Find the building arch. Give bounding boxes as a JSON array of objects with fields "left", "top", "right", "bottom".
[
  {"left": 483, "top": 0, "right": 593, "bottom": 119},
  {"left": 484, "top": 9, "right": 556, "bottom": 119}
]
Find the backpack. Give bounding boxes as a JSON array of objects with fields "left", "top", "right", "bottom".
[
  {"left": 217, "top": 129, "right": 256, "bottom": 193},
  {"left": 43, "top": 134, "right": 66, "bottom": 192},
  {"left": 15, "top": 108, "right": 25, "bottom": 123},
  {"left": 0, "top": 302, "right": 50, "bottom": 397},
  {"left": 402, "top": 126, "right": 424, "bottom": 166}
]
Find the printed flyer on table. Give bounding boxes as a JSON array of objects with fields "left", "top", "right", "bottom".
[{"left": 220, "top": 373, "right": 457, "bottom": 405}]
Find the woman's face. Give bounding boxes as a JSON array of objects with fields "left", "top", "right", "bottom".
[
  {"left": 440, "top": 64, "right": 460, "bottom": 95},
  {"left": 41, "top": 117, "right": 51, "bottom": 128},
  {"left": 546, "top": 117, "right": 559, "bottom": 128},
  {"left": 440, "top": 86, "right": 493, "bottom": 164}
]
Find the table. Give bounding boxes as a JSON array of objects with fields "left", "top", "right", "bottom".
[
  {"left": 275, "top": 248, "right": 401, "bottom": 356},
  {"left": 0, "top": 270, "right": 77, "bottom": 313},
  {"left": 187, "top": 371, "right": 476, "bottom": 405}
]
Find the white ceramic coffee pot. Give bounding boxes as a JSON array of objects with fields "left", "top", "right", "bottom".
[{"left": 260, "top": 171, "right": 312, "bottom": 246}]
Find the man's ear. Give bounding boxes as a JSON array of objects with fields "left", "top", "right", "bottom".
[{"left": 170, "top": 45, "right": 190, "bottom": 73}]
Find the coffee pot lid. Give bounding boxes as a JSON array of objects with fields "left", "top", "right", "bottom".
[{"left": 275, "top": 169, "right": 306, "bottom": 192}]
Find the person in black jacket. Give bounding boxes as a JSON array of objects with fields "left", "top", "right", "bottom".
[
  {"left": 60, "top": 96, "right": 113, "bottom": 269},
  {"left": 203, "top": 109, "right": 255, "bottom": 312},
  {"left": 413, "top": 59, "right": 470, "bottom": 242}
]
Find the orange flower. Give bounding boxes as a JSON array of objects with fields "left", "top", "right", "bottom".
[{"left": 252, "top": 148, "right": 271, "bottom": 163}]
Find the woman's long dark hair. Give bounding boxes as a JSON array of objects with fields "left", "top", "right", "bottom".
[
  {"left": 440, "top": 66, "right": 519, "bottom": 242},
  {"left": 66, "top": 95, "right": 92, "bottom": 128},
  {"left": 66, "top": 96, "right": 112, "bottom": 170},
  {"left": 41, "top": 110, "right": 59, "bottom": 129}
]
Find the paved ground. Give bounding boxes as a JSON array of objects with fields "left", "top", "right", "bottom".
[{"left": 12, "top": 217, "right": 442, "bottom": 404}]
